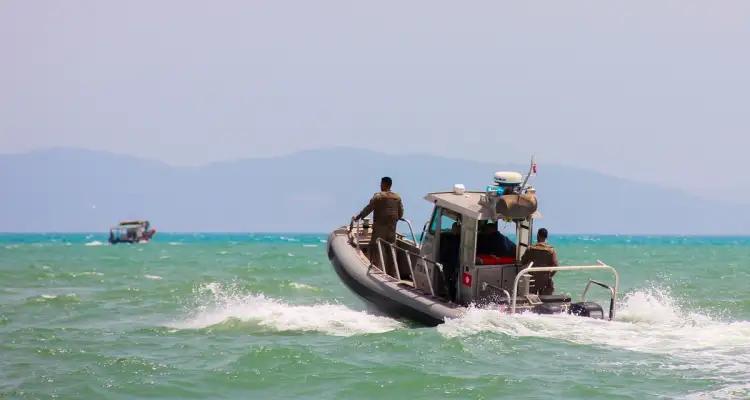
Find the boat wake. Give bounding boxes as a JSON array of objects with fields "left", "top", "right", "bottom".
[
  {"left": 438, "top": 287, "right": 750, "bottom": 399},
  {"left": 169, "top": 282, "right": 402, "bottom": 336}
]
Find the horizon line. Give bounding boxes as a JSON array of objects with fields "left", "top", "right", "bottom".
[{"left": 1, "top": 231, "right": 749, "bottom": 238}]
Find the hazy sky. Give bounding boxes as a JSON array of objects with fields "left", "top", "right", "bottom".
[{"left": 2, "top": 1, "right": 749, "bottom": 202}]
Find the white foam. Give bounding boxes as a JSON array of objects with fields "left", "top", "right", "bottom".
[
  {"left": 438, "top": 287, "right": 750, "bottom": 397},
  {"left": 168, "top": 242, "right": 183, "bottom": 246},
  {"left": 302, "top": 244, "right": 318, "bottom": 248},
  {"left": 71, "top": 271, "right": 104, "bottom": 277},
  {"left": 288, "top": 282, "right": 318, "bottom": 290},
  {"left": 84, "top": 241, "right": 104, "bottom": 247},
  {"left": 36, "top": 293, "right": 78, "bottom": 301},
  {"left": 144, "top": 274, "right": 163, "bottom": 280},
  {"left": 169, "top": 282, "right": 401, "bottom": 336},
  {"left": 682, "top": 383, "right": 750, "bottom": 400}
]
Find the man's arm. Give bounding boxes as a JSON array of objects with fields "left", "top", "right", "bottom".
[
  {"left": 520, "top": 251, "right": 530, "bottom": 266},
  {"left": 550, "top": 248, "right": 559, "bottom": 276},
  {"left": 551, "top": 249, "right": 559, "bottom": 266},
  {"left": 397, "top": 198, "right": 404, "bottom": 219},
  {"left": 354, "top": 196, "right": 375, "bottom": 220}
]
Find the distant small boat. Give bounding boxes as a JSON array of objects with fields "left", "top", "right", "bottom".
[{"left": 108, "top": 220, "right": 156, "bottom": 244}]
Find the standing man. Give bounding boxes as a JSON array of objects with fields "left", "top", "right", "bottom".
[
  {"left": 520, "top": 228, "right": 559, "bottom": 295},
  {"left": 353, "top": 177, "right": 404, "bottom": 272}
]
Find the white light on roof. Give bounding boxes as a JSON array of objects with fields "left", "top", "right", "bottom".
[{"left": 453, "top": 184, "right": 466, "bottom": 195}]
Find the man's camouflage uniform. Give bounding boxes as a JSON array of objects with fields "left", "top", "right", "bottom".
[
  {"left": 355, "top": 191, "right": 404, "bottom": 270},
  {"left": 520, "top": 242, "right": 559, "bottom": 295}
]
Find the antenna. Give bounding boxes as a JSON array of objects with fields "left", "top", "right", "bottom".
[{"left": 520, "top": 155, "right": 536, "bottom": 191}]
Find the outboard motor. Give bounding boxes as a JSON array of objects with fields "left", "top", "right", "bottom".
[
  {"left": 569, "top": 302, "right": 605, "bottom": 319},
  {"left": 533, "top": 303, "right": 567, "bottom": 315}
]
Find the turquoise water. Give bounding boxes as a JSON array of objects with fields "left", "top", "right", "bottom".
[{"left": 1, "top": 233, "right": 749, "bottom": 399}]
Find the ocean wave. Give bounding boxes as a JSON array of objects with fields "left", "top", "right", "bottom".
[
  {"left": 144, "top": 274, "right": 163, "bottom": 280},
  {"left": 85, "top": 240, "right": 105, "bottom": 246},
  {"left": 681, "top": 383, "right": 750, "bottom": 400},
  {"left": 29, "top": 293, "right": 79, "bottom": 303},
  {"left": 287, "top": 282, "right": 318, "bottom": 291},
  {"left": 168, "top": 282, "right": 401, "bottom": 336},
  {"left": 69, "top": 271, "right": 104, "bottom": 278},
  {"left": 438, "top": 286, "right": 750, "bottom": 398}
]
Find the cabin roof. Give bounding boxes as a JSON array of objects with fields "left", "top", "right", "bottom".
[
  {"left": 118, "top": 220, "right": 148, "bottom": 226},
  {"left": 424, "top": 191, "right": 496, "bottom": 220},
  {"left": 425, "top": 191, "right": 542, "bottom": 220}
]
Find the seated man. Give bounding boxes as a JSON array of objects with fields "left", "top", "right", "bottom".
[
  {"left": 476, "top": 222, "right": 516, "bottom": 259},
  {"left": 520, "top": 228, "right": 559, "bottom": 295}
]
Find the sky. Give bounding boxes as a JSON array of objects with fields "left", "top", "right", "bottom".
[{"left": 2, "top": 1, "right": 749, "bottom": 203}]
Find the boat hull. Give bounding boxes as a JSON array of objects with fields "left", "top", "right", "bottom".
[{"left": 327, "top": 229, "right": 463, "bottom": 326}]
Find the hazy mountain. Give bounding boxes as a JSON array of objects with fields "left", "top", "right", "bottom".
[{"left": 1, "top": 148, "right": 747, "bottom": 234}]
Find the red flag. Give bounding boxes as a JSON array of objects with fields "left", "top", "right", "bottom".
[{"left": 532, "top": 162, "right": 537, "bottom": 174}]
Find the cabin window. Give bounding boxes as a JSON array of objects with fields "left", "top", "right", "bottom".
[
  {"left": 427, "top": 207, "right": 440, "bottom": 234},
  {"left": 475, "top": 219, "right": 517, "bottom": 261},
  {"left": 429, "top": 208, "right": 461, "bottom": 234}
]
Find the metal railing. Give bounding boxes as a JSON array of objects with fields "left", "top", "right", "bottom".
[
  {"left": 376, "top": 238, "right": 443, "bottom": 296},
  {"left": 348, "top": 218, "right": 370, "bottom": 248},
  {"left": 348, "top": 217, "right": 441, "bottom": 297},
  {"left": 348, "top": 218, "right": 418, "bottom": 247},
  {"left": 481, "top": 282, "right": 512, "bottom": 304},
  {"left": 511, "top": 260, "right": 619, "bottom": 320},
  {"left": 398, "top": 218, "right": 418, "bottom": 246},
  {"left": 582, "top": 279, "right": 616, "bottom": 320}
]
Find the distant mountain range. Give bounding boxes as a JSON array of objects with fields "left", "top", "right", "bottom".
[{"left": 1, "top": 148, "right": 747, "bottom": 234}]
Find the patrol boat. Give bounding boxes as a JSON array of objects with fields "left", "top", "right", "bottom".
[
  {"left": 108, "top": 220, "right": 156, "bottom": 244},
  {"left": 327, "top": 165, "right": 619, "bottom": 326}
]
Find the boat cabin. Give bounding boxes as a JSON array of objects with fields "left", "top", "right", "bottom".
[
  {"left": 416, "top": 173, "right": 539, "bottom": 305},
  {"left": 108, "top": 220, "right": 156, "bottom": 244},
  {"left": 418, "top": 194, "right": 531, "bottom": 305}
]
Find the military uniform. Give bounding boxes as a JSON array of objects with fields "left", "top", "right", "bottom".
[
  {"left": 355, "top": 191, "right": 404, "bottom": 270},
  {"left": 520, "top": 242, "right": 559, "bottom": 295}
]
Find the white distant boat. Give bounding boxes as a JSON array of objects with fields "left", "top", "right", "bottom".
[{"left": 108, "top": 220, "right": 156, "bottom": 244}]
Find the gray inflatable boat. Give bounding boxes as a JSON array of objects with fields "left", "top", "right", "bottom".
[{"left": 328, "top": 171, "right": 620, "bottom": 326}]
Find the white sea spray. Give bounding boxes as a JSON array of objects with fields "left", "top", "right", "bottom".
[{"left": 168, "top": 282, "right": 401, "bottom": 336}]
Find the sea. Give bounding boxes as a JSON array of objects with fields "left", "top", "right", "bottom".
[{"left": 1, "top": 233, "right": 749, "bottom": 399}]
